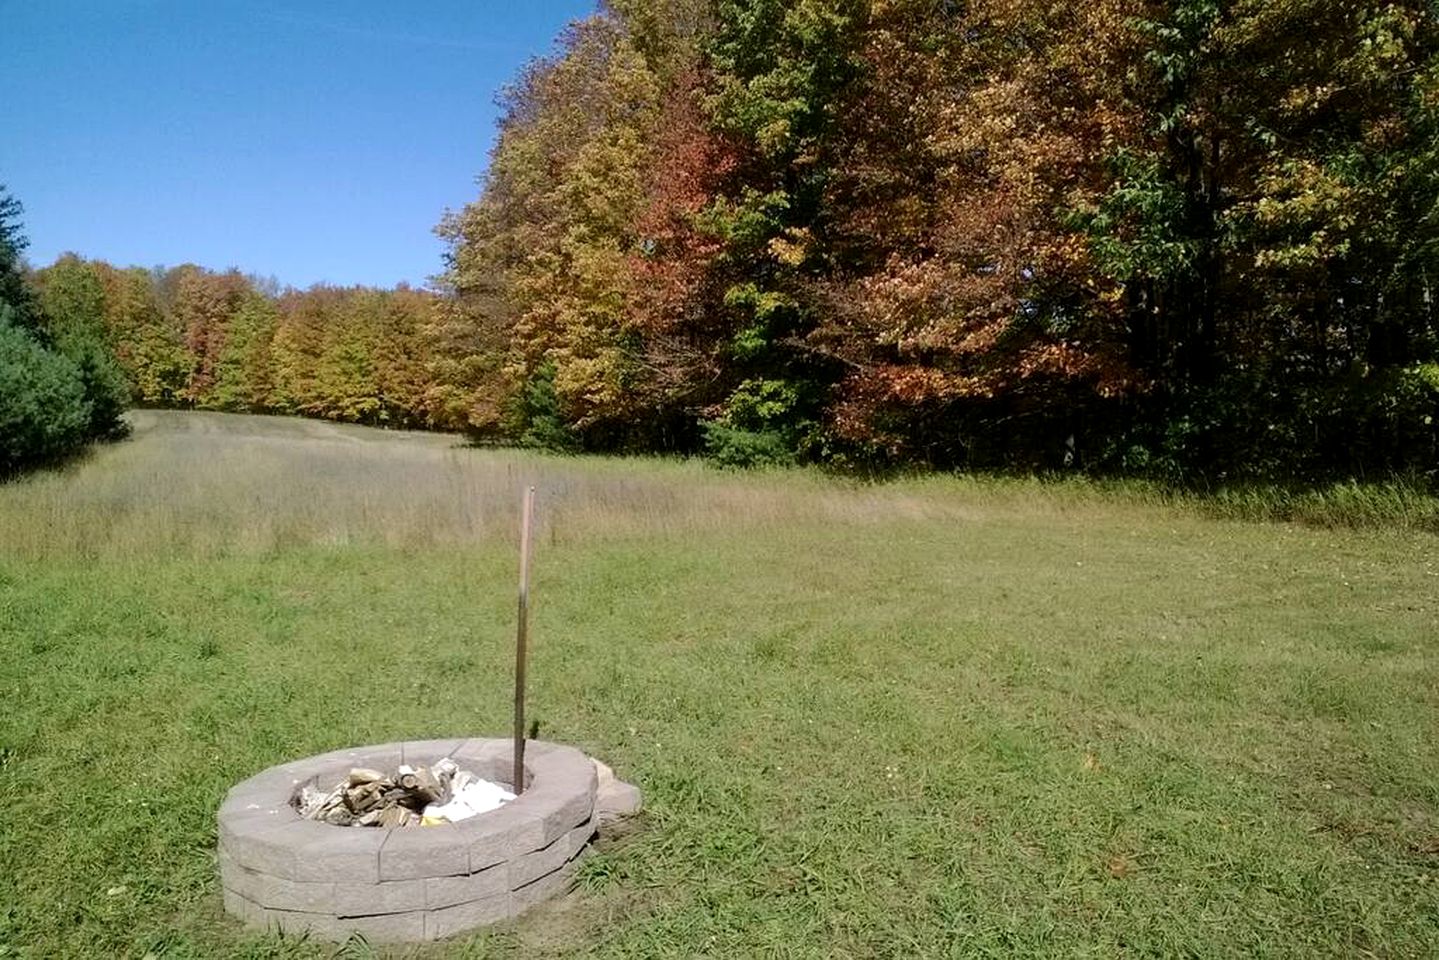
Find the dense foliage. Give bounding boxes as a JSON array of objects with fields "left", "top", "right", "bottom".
[
  {"left": 433, "top": 0, "right": 1439, "bottom": 481},
  {"left": 0, "top": 187, "right": 128, "bottom": 473},
  {"left": 24, "top": 256, "right": 446, "bottom": 429}
]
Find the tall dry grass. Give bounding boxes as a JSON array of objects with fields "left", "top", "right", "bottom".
[
  {"left": 0, "top": 411, "right": 1010, "bottom": 559},
  {"left": 7, "top": 411, "right": 1427, "bottom": 561}
]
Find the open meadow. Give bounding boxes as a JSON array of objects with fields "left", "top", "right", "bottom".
[{"left": 1, "top": 410, "right": 1437, "bottom": 959}]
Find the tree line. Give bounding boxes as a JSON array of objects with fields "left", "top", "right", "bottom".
[
  {"left": 433, "top": 0, "right": 1439, "bottom": 481},
  {"left": 29, "top": 254, "right": 444, "bottom": 428},
  {"left": 2, "top": 187, "right": 452, "bottom": 472},
  {"left": 7, "top": 1, "right": 1439, "bottom": 482}
]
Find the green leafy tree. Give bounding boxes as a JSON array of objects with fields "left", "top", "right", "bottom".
[
  {"left": 0, "top": 305, "right": 91, "bottom": 470},
  {"left": 34, "top": 254, "right": 131, "bottom": 439},
  {"left": 208, "top": 290, "right": 279, "bottom": 411},
  {"left": 1074, "top": 0, "right": 1439, "bottom": 477},
  {"left": 698, "top": 0, "right": 867, "bottom": 458}
]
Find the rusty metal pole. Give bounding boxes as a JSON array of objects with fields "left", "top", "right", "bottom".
[{"left": 512, "top": 485, "right": 535, "bottom": 794}]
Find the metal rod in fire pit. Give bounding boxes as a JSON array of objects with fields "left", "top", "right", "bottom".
[{"left": 512, "top": 485, "right": 536, "bottom": 795}]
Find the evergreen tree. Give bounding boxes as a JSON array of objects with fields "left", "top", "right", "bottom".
[{"left": 0, "top": 185, "right": 40, "bottom": 333}]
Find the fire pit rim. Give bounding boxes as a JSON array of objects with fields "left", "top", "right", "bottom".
[
  {"left": 220, "top": 738, "right": 595, "bottom": 853},
  {"left": 222, "top": 741, "right": 592, "bottom": 869},
  {"left": 218, "top": 737, "right": 606, "bottom": 942}
]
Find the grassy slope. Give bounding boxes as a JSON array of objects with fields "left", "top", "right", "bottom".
[{"left": 1, "top": 411, "right": 1436, "bottom": 959}]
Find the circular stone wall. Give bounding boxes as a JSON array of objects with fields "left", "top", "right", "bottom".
[{"left": 218, "top": 738, "right": 598, "bottom": 942}]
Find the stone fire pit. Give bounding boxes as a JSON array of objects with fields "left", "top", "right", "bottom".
[{"left": 218, "top": 737, "right": 640, "bottom": 942}]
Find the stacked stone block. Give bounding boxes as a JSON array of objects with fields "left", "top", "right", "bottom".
[{"left": 218, "top": 738, "right": 627, "bottom": 942}]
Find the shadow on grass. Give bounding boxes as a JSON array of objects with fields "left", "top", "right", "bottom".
[
  {"left": 0, "top": 419, "right": 132, "bottom": 485},
  {"left": 1, "top": 441, "right": 99, "bottom": 485}
]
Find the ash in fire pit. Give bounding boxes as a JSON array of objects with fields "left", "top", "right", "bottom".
[{"left": 294, "top": 758, "right": 514, "bottom": 828}]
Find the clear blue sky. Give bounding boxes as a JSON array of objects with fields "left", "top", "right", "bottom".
[{"left": 0, "top": 1, "right": 597, "bottom": 289}]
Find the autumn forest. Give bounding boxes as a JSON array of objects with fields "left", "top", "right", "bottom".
[{"left": 7, "top": 0, "right": 1439, "bottom": 481}]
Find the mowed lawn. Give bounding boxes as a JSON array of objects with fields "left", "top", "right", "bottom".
[{"left": 1, "top": 412, "right": 1437, "bottom": 959}]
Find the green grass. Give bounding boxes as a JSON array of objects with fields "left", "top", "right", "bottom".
[
  {"left": 1195, "top": 478, "right": 1439, "bottom": 533},
  {"left": 1, "top": 410, "right": 1437, "bottom": 958}
]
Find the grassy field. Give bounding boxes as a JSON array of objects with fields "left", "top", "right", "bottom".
[{"left": 1, "top": 410, "right": 1436, "bottom": 959}]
